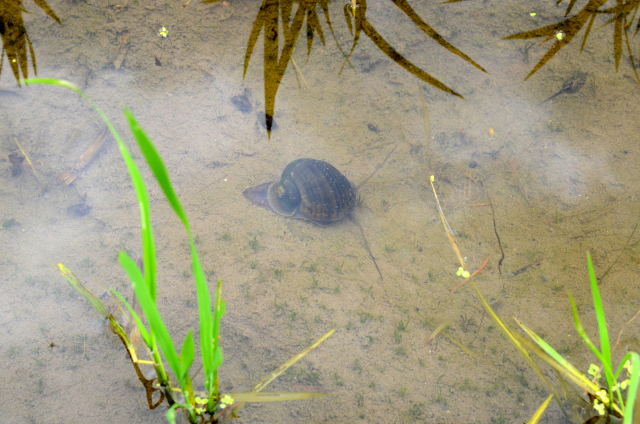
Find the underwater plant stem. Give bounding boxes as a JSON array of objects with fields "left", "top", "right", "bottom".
[
  {"left": 586, "top": 252, "right": 615, "bottom": 395},
  {"left": 474, "top": 280, "right": 568, "bottom": 416},
  {"left": 599, "top": 223, "right": 638, "bottom": 283},
  {"left": 208, "top": 279, "right": 224, "bottom": 409},
  {"left": 612, "top": 306, "right": 640, "bottom": 353},
  {"left": 417, "top": 312, "right": 513, "bottom": 381},
  {"left": 14, "top": 137, "right": 46, "bottom": 192},
  {"left": 417, "top": 83, "right": 431, "bottom": 168},
  {"left": 423, "top": 320, "right": 449, "bottom": 346},
  {"left": 356, "top": 144, "right": 397, "bottom": 190},
  {"left": 290, "top": 57, "right": 308, "bottom": 89},
  {"left": 486, "top": 192, "right": 504, "bottom": 276},
  {"left": 429, "top": 175, "right": 466, "bottom": 269}
]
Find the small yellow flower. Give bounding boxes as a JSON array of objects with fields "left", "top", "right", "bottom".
[
  {"left": 620, "top": 379, "right": 629, "bottom": 390},
  {"left": 554, "top": 30, "right": 565, "bottom": 41},
  {"left": 529, "top": 12, "right": 536, "bottom": 17},
  {"left": 593, "top": 399, "right": 605, "bottom": 416},
  {"left": 588, "top": 364, "right": 600, "bottom": 377},
  {"left": 219, "top": 394, "right": 234, "bottom": 408},
  {"left": 456, "top": 267, "right": 470, "bottom": 278},
  {"left": 159, "top": 26, "right": 169, "bottom": 38}
]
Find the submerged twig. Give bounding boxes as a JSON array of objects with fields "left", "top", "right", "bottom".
[
  {"left": 598, "top": 223, "right": 638, "bottom": 283},
  {"left": 14, "top": 137, "right": 47, "bottom": 194},
  {"left": 58, "top": 126, "right": 110, "bottom": 185},
  {"left": 486, "top": 192, "right": 504, "bottom": 276},
  {"left": 612, "top": 306, "right": 640, "bottom": 353},
  {"left": 429, "top": 175, "right": 465, "bottom": 268},
  {"left": 423, "top": 320, "right": 449, "bottom": 346},
  {"left": 513, "top": 258, "right": 545, "bottom": 277},
  {"left": 417, "top": 83, "right": 431, "bottom": 168},
  {"left": 356, "top": 144, "right": 397, "bottom": 190},
  {"left": 417, "top": 312, "right": 513, "bottom": 381},
  {"left": 290, "top": 57, "right": 309, "bottom": 90}
]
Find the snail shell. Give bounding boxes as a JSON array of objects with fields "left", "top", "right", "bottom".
[{"left": 243, "top": 159, "right": 357, "bottom": 226}]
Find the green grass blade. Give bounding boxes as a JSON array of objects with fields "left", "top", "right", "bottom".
[
  {"left": 515, "top": 318, "right": 596, "bottom": 390},
  {"left": 586, "top": 252, "right": 614, "bottom": 387},
  {"left": 26, "top": 78, "right": 158, "bottom": 301},
  {"left": 616, "top": 352, "right": 635, "bottom": 380},
  {"left": 511, "top": 331, "right": 602, "bottom": 395},
  {"left": 32, "top": 78, "right": 209, "bottom": 413},
  {"left": 210, "top": 280, "right": 225, "bottom": 395},
  {"left": 166, "top": 402, "right": 191, "bottom": 424},
  {"left": 122, "top": 108, "right": 219, "bottom": 399},
  {"left": 567, "top": 293, "right": 624, "bottom": 413},
  {"left": 123, "top": 108, "right": 189, "bottom": 231},
  {"left": 57, "top": 263, "right": 109, "bottom": 317},
  {"left": 623, "top": 352, "right": 639, "bottom": 424},
  {"left": 569, "top": 295, "right": 606, "bottom": 365},
  {"left": 112, "top": 290, "right": 152, "bottom": 348},
  {"left": 197, "top": 261, "right": 215, "bottom": 403},
  {"left": 119, "top": 250, "right": 183, "bottom": 386},
  {"left": 181, "top": 330, "right": 195, "bottom": 383},
  {"left": 511, "top": 320, "right": 629, "bottom": 417}
]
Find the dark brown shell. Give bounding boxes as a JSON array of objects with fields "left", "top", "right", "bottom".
[{"left": 267, "top": 159, "right": 357, "bottom": 226}]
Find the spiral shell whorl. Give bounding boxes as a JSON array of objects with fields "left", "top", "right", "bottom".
[{"left": 277, "top": 159, "right": 357, "bottom": 224}]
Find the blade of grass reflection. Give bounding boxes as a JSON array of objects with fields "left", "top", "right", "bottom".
[{"left": 390, "top": 0, "right": 486, "bottom": 73}]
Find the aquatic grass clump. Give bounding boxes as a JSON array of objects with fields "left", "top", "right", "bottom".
[
  {"left": 507, "top": 252, "right": 640, "bottom": 423},
  {"left": 427, "top": 175, "right": 639, "bottom": 424},
  {"left": 526, "top": 251, "right": 639, "bottom": 421},
  {"left": 29, "top": 78, "right": 334, "bottom": 423}
]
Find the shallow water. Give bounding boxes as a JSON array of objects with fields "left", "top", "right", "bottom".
[{"left": 1, "top": 0, "right": 640, "bottom": 422}]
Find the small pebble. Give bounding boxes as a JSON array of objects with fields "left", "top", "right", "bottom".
[{"left": 67, "top": 203, "right": 92, "bottom": 217}]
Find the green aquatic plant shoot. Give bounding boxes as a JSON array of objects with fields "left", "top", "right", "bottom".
[
  {"left": 568, "top": 252, "right": 639, "bottom": 422},
  {"left": 428, "top": 175, "right": 639, "bottom": 423},
  {"left": 511, "top": 252, "right": 639, "bottom": 422},
  {"left": 29, "top": 78, "right": 333, "bottom": 423}
]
